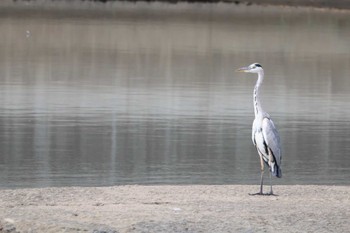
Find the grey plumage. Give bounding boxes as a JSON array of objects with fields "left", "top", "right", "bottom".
[{"left": 237, "top": 63, "right": 282, "bottom": 195}]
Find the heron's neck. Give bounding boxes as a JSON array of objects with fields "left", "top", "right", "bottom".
[{"left": 253, "top": 71, "right": 264, "bottom": 117}]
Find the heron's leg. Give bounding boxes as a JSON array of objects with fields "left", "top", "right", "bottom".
[
  {"left": 266, "top": 171, "right": 278, "bottom": 196},
  {"left": 269, "top": 171, "right": 273, "bottom": 195},
  {"left": 249, "top": 153, "right": 265, "bottom": 195},
  {"left": 259, "top": 154, "right": 264, "bottom": 194},
  {"left": 267, "top": 148, "right": 278, "bottom": 196}
]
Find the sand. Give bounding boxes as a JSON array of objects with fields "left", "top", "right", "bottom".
[{"left": 1, "top": 185, "right": 349, "bottom": 232}]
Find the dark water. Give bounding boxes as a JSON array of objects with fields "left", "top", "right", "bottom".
[{"left": 0, "top": 2, "right": 350, "bottom": 188}]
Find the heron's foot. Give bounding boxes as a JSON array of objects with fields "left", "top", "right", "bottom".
[
  {"left": 249, "top": 192, "right": 264, "bottom": 196},
  {"left": 249, "top": 192, "right": 278, "bottom": 196},
  {"left": 267, "top": 191, "right": 278, "bottom": 196}
]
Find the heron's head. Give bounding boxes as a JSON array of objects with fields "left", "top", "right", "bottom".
[{"left": 236, "top": 63, "right": 263, "bottom": 74}]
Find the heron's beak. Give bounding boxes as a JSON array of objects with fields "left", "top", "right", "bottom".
[{"left": 236, "top": 66, "right": 250, "bottom": 72}]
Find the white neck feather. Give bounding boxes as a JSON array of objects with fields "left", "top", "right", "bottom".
[{"left": 253, "top": 70, "right": 264, "bottom": 117}]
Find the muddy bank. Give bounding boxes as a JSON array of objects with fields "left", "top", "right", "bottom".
[
  {"left": 4, "top": 0, "right": 350, "bottom": 9},
  {"left": 104, "top": 0, "right": 350, "bottom": 10},
  {"left": 1, "top": 185, "right": 349, "bottom": 232},
  {"left": 2, "top": 0, "right": 350, "bottom": 10}
]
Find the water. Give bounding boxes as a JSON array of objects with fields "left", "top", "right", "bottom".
[{"left": 0, "top": 2, "right": 350, "bottom": 188}]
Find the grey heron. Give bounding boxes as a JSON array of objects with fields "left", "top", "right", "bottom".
[{"left": 236, "top": 63, "right": 282, "bottom": 195}]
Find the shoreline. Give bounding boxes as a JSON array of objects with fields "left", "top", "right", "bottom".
[
  {"left": 1, "top": 185, "right": 349, "bottom": 232},
  {"left": 5, "top": 0, "right": 350, "bottom": 10},
  {"left": 2, "top": 0, "right": 350, "bottom": 11}
]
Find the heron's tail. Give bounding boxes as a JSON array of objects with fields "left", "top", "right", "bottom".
[{"left": 272, "top": 165, "right": 282, "bottom": 178}]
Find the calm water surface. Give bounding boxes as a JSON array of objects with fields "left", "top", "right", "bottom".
[{"left": 0, "top": 3, "right": 350, "bottom": 188}]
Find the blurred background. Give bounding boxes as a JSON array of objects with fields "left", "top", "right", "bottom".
[{"left": 0, "top": 1, "right": 350, "bottom": 188}]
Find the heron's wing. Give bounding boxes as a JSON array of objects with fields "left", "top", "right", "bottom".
[{"left": 262, "top": 117, "right": 282, "bottom": 166}]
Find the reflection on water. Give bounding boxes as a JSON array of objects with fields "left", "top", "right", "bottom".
[{"left": 0, "top": 2, "right": 350, "bottom": 188}]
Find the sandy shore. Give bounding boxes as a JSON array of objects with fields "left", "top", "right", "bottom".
[{"left": 0, "top": 185, "right": 349, "bottom": 232}]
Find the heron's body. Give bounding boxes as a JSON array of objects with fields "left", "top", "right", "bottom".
[
  {"left": 252, "top": 114, "right": 282, "bottom": 178},
  {"left": 237, "top": 63, "right": 282, "bottom": 195}
]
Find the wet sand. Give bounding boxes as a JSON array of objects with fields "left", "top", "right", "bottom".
[{"left": 1, "top": 185, "right": 349, "bottom": 232}]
